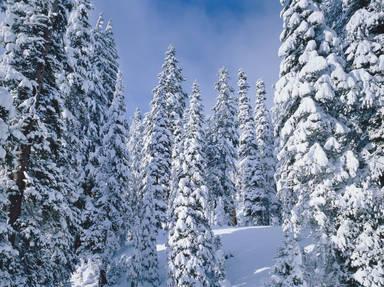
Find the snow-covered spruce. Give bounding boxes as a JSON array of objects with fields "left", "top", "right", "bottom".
[
  {"left": 92, "top": 16, "right": 119, "bottom": 108},
  {"left": 64, "top": 0, "right": 100, "bottom": 262},
  {"left": 272, "top": 0, "right": 357, "bottom": 285},
  {"left": 92, "top": 72, "right": 131, "bottom": 284},
  {"left": 160, "top": 46, "right": 188, "bottom": 229},
  {"left": 206, "top": 68, "right": 238, "bottom": 226},
  {"left": 0, "top": 0, "right": 77, "bottom": 285},
  {"left": 332, "top": 1, "right": 384, "bottom": 286},
  {"left": 168, "top": 82, "right": 224, "bottom": 287},
  {"left": 0, "top": 86, "right": 17, "bottom": 286},
  {"left": 254, "top": 79, "right": 280, "bottom": 225},
  {"left": 137, "top": 59, "right": 176, "bottom": 284},
  {"left": 236, "top": 70, "right": 266, "bottom": 226},
  {"left": 143, "top": 46, "right": 185, "bottom": 232}
]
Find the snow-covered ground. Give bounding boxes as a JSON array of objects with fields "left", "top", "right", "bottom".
[
  {"left": 157, "top": 226, "right": 283, "bottom": 287},
  {"left": 73, "top": 226, "right": 283, "bottom": 287}
]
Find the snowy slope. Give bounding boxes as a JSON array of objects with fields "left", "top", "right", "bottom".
[
  {"left": 73, "top": 226, "right": 283, "bottom": 287},
  {"left": 214, "top": 226, "right": 283, "bottom": 287},
  {"left": 156, "top": 226, "right": 283, "bottom": 287}
]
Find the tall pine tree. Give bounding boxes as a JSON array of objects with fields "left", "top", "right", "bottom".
[
  {"left": 0, "top": 0, "right": 77, "bottom": 285},
  {"left": 168, "top": 82, "right": 219, "bottom": 287},
  {"left": 332, "top": 1, "right": 384, "bottom": 286},
  {"left": 206, "top": 68, "right": 238, "bottom": 226},
  {"left": 272, "top": 0, "right": 355, "bottom": 285},
  {"left": 236, "top": 70, "right": 266, "bottom": 226},
  {"left": 254, "top": 80, "right": 280, "bottom": 225}
]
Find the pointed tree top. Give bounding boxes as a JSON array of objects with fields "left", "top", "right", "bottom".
[
  {"left": 106, "top": 20, "right": 113, "bottom": 33},
  {"left": 216, "top": 67, "right": 232, "bottom": 93},
  {"left": 256, "top": 79, "right": 266, "bottom": 95},
  {"left": 134, "top": 107, "right": 142, "bottom": 118},
  {"left": 192, "top": 80, "right": 200, "bottom": 94},
  {"left": 96, "top": 13, "right": 104, "bottom": 31},
  {"left": 166, "top": 44, "right": 176, "bottom": 55},
  {"left": 238, "top": 69, "right": 250, "bottom": 92}
]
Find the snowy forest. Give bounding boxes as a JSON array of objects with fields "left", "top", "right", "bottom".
[{"left": 0, "top": 0, "right": 383, "bottom": 286}]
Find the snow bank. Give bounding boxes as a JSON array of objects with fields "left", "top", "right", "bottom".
[{"left": 156, "top": 226, "right": 283, "bottom": 287}]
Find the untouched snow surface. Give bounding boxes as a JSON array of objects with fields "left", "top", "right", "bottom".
[
  {"left": 74, "top": 226, "right": 283, "bottom": 287},
  {"left": 157, "top": 226, "right": 283, "bottom": 287},
  {"left": 213, "top": 226, "right": 283, "bottom": 287}
]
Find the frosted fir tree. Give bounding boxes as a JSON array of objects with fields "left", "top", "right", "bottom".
[
  {"left": 254, "top": 79, "right": 280, "bottom": 225},
  {"left": 159, "top": 45, "right": 187, "bottom": 136},
  {"left": 332, "top": 2, "right": 384, "bottom": 286},
  {"left": 92, "top": 16, "right": 119, "bottom": 107},
  {"left": 78, "top": 13, "right": 122, "bottom": 276},
  {"left": 0, "top": 86, "right": 19, "bottom": 286},
  {"left": 272, "top": 0, "right": 355, "bottom": 285},
  {"left": 64, "top": 0, "right": 100, "bottom": 256},
  {"left": 157, "top": 46, "right": 188, "bottom": 224},
  {"left": 126, "top": 109, "right": 148, "bottom": 286},
  {"left": 268, "top": 232, "right": 306, "bottom": 287},
  {"left": 168, "top": 82, "right": 221, "bottom": 287},
  {"left": 0, "top": 0, "right": 77, "bottom": 285},
  {"left": 138, "top": 155, "right": 160, "bottom": 286},
  {"left": 206, "top": 68, "right": 238, "bottom": 226},
  {"left": 127, "top": 108, "right": 145, "bottom": 226},
  {"left": 236, "top": 70, "right": 266, "bottom": 226},
  {"left": 86, "top": 72, "right": 131, "bottom": 285},
  {"left": 142, "top": 52, "right": 174, "bottom": 231}
]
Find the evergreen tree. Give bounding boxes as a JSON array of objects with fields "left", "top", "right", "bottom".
[
  {"left": 136, "top": 63, "right": 176, "bottom": 284},
  {"left": 0, "top": 86, "right": 19, "bottom": 286},
  {"left": 143, "top": 49, "right": 174, "bottom": 231},
  {"left": 0, "top": 0, "right": 77, "bottom": 285},
  {"left": 236, "top": 70, "right": 266, "bottom": 226},
  {"left": 92, "top": 16, "right": 119, "bottom": 107},
  {"left": 254, "top": 80, "right": 280, "bottom": 225},
  {"left": 160, "top": 45, "right": 187, "bottom": 137},
  {"left": 158, "top": 46, "right": 188, "bottom": 225},
  {"left": 64, "top": 0, "right": 99, "bottom": 258},
  {"left": 206, "top": 68, "right": 238, "bottom": 226},
  {"left": 94, "top": 72, "right": 131, "bottom": 285},
  {"left": 272, "top": 0, "right": 355, "bottom": 285},
  {"left": 128, "top": 108, "right": 144, "bottom": 226},
  {"left": 77, "top": 15, "right": 122, "bottom": 285},
  {"left": 139, "top": 132, "right": 161, "bottom": 286},
  {"left": 332, "top": 1, "right": 384, "bottom": 286},
  {"left": 168, "top": 82, "right": 219, "bottom": 287}
]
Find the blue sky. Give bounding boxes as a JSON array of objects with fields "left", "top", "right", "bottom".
[{"left": 92, "top": 0, "right": 282, "bottom": 116}]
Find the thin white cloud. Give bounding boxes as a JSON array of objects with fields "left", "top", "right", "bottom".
[{"left": 92, "top": 0, "right": 282, "bottom": 115}]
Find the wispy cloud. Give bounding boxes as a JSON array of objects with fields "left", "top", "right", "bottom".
[{"left": 92, "top": 0, "right": 282, "bottom": 115}]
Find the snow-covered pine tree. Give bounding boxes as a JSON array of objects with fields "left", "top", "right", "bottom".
[
  {"left": 138, "top": 114, "right": 161, "bottom": 285},
  {"left": 160, "top": 45, "right": 187, "bottom": 137},
  {"left": 254, "top": 79, "right": 280, "bottom": 225},
  {"left": 272, "top": 0, "right": 355, "bottom": 285},
  {"left": 168, "top": 82, "right": 219, "bottom": 287},
  {"left": 127, "top": 108, "right": 146, "bottom": 285},
  {"left": 206, "top": 67, "right": 238, "bottom": 226},
  {"left": 332, "top": 2, "right": 384, "bottom": 286},
  {"left": 142, "top": 48, "right": 174, "bottom": 231},
  {"left": 157, "top": 46, "right": 188, "bottom": 226},
  {"left": 0, "top": 86, "right": 19, "bottom": 286},
  {"left": 0, "top": 0, "right": 77, "bottom": 285},
  {"left": 64, "top": 0, "right": 100, "bottom": 258},
  {"left": 136, "top": 67, "right": 175, "bottom": 285},
  {"left": 91, "top": 72, "right": 130, "bottom": 285},
  {"left": 236, "top": 70, "right": 266, "bottom": 226},
  {"left": 92, "top": 16, "right": 119, "bottom": 107},
  {"left": 128, "top": 108, "right": 144, "bottom": 225},
  {"left": 76, "top": 15, "right": 121, "bottom": 285}
]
